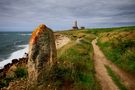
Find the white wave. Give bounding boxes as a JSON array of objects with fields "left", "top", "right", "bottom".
[
  {"left": 0, "top": 45, "right": 29, "bottom": 69},
  {"left": 19, "top": 34, "right": 31, "bottom": 36}
]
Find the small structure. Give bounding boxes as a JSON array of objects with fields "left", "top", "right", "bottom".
[
  {"left": 72, "top": 21, "right": 79, "bottom": 30},
  {"left": 81, "top": 26, "right": 85, "bottom": 29}
]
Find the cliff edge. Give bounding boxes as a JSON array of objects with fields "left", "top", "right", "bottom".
[{"left": 0, "top": 24, "right": 70, "bottom": 90}]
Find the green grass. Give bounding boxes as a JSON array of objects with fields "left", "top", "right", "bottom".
[
  {"left": 56, "top": 30, "right": 96, "bottom": 41},
  {"left": 94, "top": 26, "right": 135, "bottom": 73},
  {"left": 105, "top": 65, "right": 127, "bottom": 90},
  {"left": 0, "top": 67, "right": 27, "bottom": 88},
  {"left": 0, "top": 77, "right": 14, "bottom": 88},
  {"left": 44, "top": 34, "right": 100, "bottom": 90},
  {"left": 98, "top": 39, "right": 135, "bottom": 73},
  {"left": 56, "top": 26, "right": 135, "bottom": 38},
  {"left": 88, "top": 26, "right": 135, "bottom": 33},
  {"left": 56, "top": 39, "right": 99, "bottom": 89},
  {"left": 15, "top": 67, "right": 28, "bottom": 78}
]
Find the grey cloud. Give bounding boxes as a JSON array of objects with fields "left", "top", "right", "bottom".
[{"left": 0, "top": 0, "right": 135, "bottom": 31}]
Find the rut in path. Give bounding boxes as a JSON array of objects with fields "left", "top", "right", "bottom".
[
  {"left": 92, "top": 38, "right": 135, "bottom": 90},
  {"left": 92, "top": 38, "right": 119, "bottom": 90}
]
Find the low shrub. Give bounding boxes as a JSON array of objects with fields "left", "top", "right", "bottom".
[
  {"left": 15, "top": 67, "right": 28, "bottom": 78},
  {"left": 0, "top": 77, "right": 13, "bottom": 88}
]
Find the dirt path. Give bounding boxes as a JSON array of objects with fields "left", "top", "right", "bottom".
[
  {"left": 105, "top": 59, "right": 135, "bottom": 90},
  {"left": 92, "top": 38, "right": 119, "bottom": 90},
  {"left": 92, "top": 38, "right": 135, "bottom": 90}
]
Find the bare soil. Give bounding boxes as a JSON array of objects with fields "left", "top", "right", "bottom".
[
  {"left": 92, "top": 38, "right": 135, "bottom": 90},
  {"left": 92, "top": 38, "right": 119, "bottom": 90},
  {"left": 55, "top": 34, "right": 70, "bottom": 49}
]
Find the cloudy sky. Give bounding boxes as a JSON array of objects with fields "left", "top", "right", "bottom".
[{"left": 0, "top": 0, "right": 135, "bottom": 31}]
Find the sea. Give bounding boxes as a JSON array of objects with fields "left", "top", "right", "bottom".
[{"left": 0, "top": 32, "right": 31, "bottom": 68}]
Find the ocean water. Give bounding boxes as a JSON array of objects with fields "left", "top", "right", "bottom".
[{"left": 0, "top": 32, "right": 31, "bottom": 68}]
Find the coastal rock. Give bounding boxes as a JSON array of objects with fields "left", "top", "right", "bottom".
[
  {"left": 27, "top": 24, "right": 57, "bottom": 89},
  {"left": 0, "top": 57, "right": 28, "bottom": 89},
  {"left": 12, "top": 59, "right": 19, "bottom": 64}
]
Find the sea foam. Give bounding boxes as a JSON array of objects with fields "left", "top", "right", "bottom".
[{"left": 0, "top": 45, "right": 29, "bottom": 69}]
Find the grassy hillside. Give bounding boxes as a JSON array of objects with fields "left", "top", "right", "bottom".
[
  {"left": 1, "top": 26, "right": 135, "bottom": 89},
  {"left": 93, "top": 26, "right": 135, "bottom": 73},
  {"left": 49, "top": 30, "right": 100, "bottom": 90},
  {"left": 28, "top": 26, "right": 135, "bottom": 89},
  {"left": 87, "top": 26, "right": 135, "bottom": 34}
]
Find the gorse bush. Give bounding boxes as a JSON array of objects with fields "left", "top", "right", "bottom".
[
  {"left": 111, "top": 39, "right": 135, "bottom": 53},
  {"left": 0, "top": 77, "right": 13, "bottom": 88},
  {"left": 15, "top": 67, "right": 28, "bottom": 78},
  {"left": 0, "top": 67, "right": 27, "bottom": 88}
]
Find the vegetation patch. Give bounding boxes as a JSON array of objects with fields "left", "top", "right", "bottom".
[
  {"left": 43, "top": 31, "right": 100, "bottom": 90},
  {"left": 0, "top": 77, "right": 14, "bottom": 88},
  {"left": 15, "top": 67, "right": 28, "bottom": 78},
  {"left": 55, "top": 39, "right": 99, "bottom": 89},
  {"left": 0, "top": 67, "right": 27, "bottom": 88},
  {"left": 105, "top": 65, "right": 127, "bottom": 90},
  {"left": 96, "top": 27, "right": 135, "bottom": 73}
]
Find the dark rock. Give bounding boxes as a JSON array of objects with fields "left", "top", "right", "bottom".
[
  {"left": 12, "top": 59, "right": 18, "bottom": 64},
  {"left": 4, "top": 63, "right": 11, "bottom": 69},
  {"left": 0, "top": 69, "right": 3, "bottom": 73}
]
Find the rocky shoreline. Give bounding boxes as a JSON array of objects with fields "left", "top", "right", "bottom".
[
  {"left": 0, "top": 24, "right": 70, "bottom": 89},
  {"left": 0, "top": 33, "right": 70, "bottom": 79},
  {"left": 0, "top": 56, "right": 28, "bottom": 87}
]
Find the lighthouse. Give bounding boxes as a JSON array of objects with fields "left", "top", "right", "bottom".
[{"left": 72, "top": 20, "right": 79, "bottom": 30}]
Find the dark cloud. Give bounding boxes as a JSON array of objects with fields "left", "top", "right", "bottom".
[{"left": 0, "top": 0, "right": 135, "bottom": 31}]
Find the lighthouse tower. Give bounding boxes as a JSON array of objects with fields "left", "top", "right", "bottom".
[{"left": 72, "top": 20, "right": 79, "bottom": 30}]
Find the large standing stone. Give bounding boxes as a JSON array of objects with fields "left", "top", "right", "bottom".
[{"left": 27, "top": 24, "right": 57, "bottom": 89}]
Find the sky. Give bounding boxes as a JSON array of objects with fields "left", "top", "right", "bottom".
[{"left": 0, "top": 0, "right": 135, "bottom": 31}]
